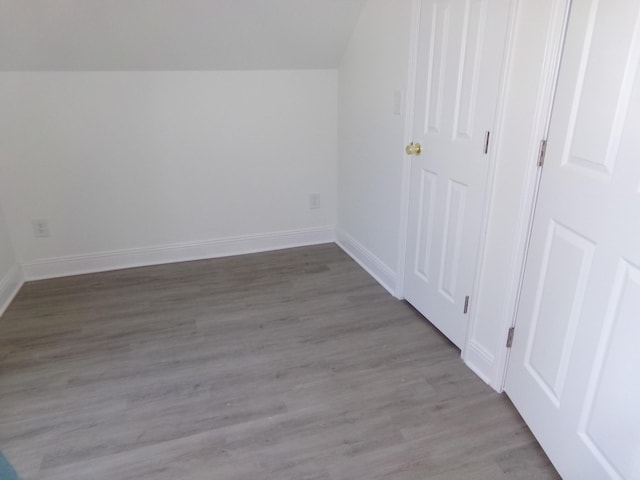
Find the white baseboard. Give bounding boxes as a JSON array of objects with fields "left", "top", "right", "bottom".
[
  {"left": 462, "top": 340, "right": 496, "bottom": 386},
  {"left": 22, "top": 227, "right": 335, "bottom": 281},
  {"left": 0, "top": 264, "right": 24, "bottom": 317},
  {"left": 335, "top": 229, "right": 398, "bottom": 297}
]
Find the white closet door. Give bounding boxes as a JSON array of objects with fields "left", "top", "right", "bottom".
[{"left": 506, "top": 0, "right": 640, "bottom": 478}]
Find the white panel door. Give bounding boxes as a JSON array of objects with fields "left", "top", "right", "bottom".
[
  {"left": 505, "top": 0, "right": 640, "bottom": 478},
  {"left": 404, "top": 0, "right": 511, "bottom": 348}
]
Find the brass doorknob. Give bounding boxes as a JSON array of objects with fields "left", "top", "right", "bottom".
[{"left": 405, "top": 142, "right": 422, "bottom": 155}]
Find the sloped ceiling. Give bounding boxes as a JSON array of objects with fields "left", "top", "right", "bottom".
[{"left": 0, "top": 0, "right": 367, "bottom": 71}]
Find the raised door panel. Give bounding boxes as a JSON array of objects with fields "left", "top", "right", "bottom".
[
  {"left": 404, "top": 0, "right": 510, "bottom": 349},
  {"left": 505, "top": 0, "right": 640, "bottom": 478}
]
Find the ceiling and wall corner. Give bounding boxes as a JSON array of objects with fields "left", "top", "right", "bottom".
[
  {"left": 0, "top": 1, "right": 366, "bottom": 278},
  {"left": 0, "top": 0, "right": 367, "bottom": 71}
]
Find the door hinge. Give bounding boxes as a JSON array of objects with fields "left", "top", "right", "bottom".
[
  {"left": 483, "top": 131, "right": 491, "bottom": 154},
  {"left": 463, "top": 295, "right": 470, "bottom": 314},
  {"left": 538, "top": 139, "right": 547, "bottom": 167},
  {"left": 506, "top": 327, "right": 515, "bottom": 348}
]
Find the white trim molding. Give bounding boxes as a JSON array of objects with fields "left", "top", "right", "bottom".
[
  {"left": 462, "top": 0, "right": 572, "bottom": 391},
  {"left": 395, "top": 0, "right": 423, "bottom": 300},
  {"left": 22, "top": 227, "right": 335, "bottom": 281},
  {"left": 462, "top": 0, "right": 523, "bottom": 389},
  {"left": 464, "top": 340, "right": 497, "bottom": 386},
  {"left": 0, "top": 264, "right": 24, "bottom": 317},
  {"left": 493, "top": 0, "right": 572, "bottom": 392},
  {"left": 335, "top": 229, "right": 398, "bottom": 297}
]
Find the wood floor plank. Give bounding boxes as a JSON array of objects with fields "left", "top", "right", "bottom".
[{"left": 0, "top": 244, "right": 560, "bottom": 479}]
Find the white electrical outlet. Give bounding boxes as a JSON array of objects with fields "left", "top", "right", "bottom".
[
  {"left": 32, "top": 219, "right": 50, "bottom": 238},
  {"left": 309, "top": 193, "right": 321, "bottom": 210}
]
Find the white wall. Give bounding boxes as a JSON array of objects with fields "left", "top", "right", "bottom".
[
  {"left": 336, "top": 0, "right": 412, "bottom": 293},
  {"left": 0, "top": 199, "right": 22, "bottom": 315},
  {"left": 0, "top": 71, "right": 337, "bottom": 279}
]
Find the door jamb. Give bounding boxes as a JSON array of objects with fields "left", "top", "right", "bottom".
[
  {"left": 396, "top": 0, "right": 573, "bottom": 391},
  {"left": 495, "top": 0, "right": 573, "bottom": 391},
  {"left": 395, "top": 0, "right": 422, "bottom": 299}
]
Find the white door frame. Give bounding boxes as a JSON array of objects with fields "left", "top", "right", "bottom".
[
  {"left": 396, "top": 0, "right": 572, "bottom": 391},
  {"left": 493, "top": 0, "right": 572, "bottom": 390},
  {"left": 395, "top": 0, "right": 423, "bottom": 302}
]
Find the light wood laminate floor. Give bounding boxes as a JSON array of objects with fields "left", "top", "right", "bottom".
[{"left": 0, "top": 244, "right": 560, "bottom": 479}]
